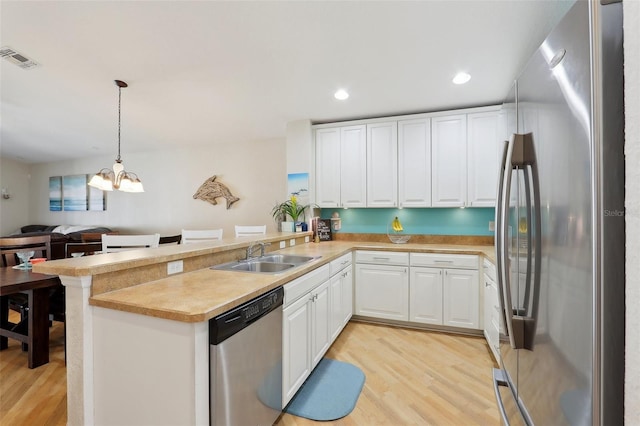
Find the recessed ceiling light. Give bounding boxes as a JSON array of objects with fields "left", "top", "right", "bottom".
[
  {"left": 452, "top": 72, "right": 471, "bottom": 85},
  {"left": 334, "top": 89, "right": 349, "bottom": 100}
]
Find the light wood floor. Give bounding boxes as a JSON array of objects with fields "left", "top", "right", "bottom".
[
  {"left": 0, "top": 312, "right": 66, "bottom": 425},
  {"left": 276, "top": 321, "right": 500, "bottom": 426},
  {"left": 0, "top": 316, "right": 499, "bottom": 425}
]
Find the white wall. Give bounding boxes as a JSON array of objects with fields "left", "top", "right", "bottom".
[
  {"left": 19, "top": 137, "right": 286, "bottom": 237},
  {"left": 624, "top": 0, "right": 639, "bottom": 423},
  {"left": 0, "top": 157, "right": 31, "bottom": 235}
]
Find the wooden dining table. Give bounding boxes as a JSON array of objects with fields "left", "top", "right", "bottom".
[{"left": 0, "top": 266, "right": 62, "bottom": 368}]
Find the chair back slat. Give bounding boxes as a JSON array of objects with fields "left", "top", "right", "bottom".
[
  {"left": 234, "top": 225, "right": 266, "bottom": 238},
  {"left": 181, "top": 229, "right": 223, "bottom": 244},
  {"left": 101, "top": 234, "right": 160, "bottom": 253},
  {"left": 0, "top": 235, "right": 51, "bottom": 266}
]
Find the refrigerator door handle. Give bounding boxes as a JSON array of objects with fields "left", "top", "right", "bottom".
[
  {"left": 495, "top": 139, "right": 510, "bottom": 335},
  {"left": 518, "top": 150, "right": 542, "bottom": 351},
  {"left": 492, "top": 368, "right": 511, "bottom": 425},
  {"left": 498, "top": 133, "right": 541, "bottom": 350},
  {"left": 498, "top": 134, "right": 518, "bottom": 348}
]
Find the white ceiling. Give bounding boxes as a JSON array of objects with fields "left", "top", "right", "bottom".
[{"left": 0, "top": 0, "right": 573, "bottom": 164}]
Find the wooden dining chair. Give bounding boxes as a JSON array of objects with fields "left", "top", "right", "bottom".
[
  {"left": 234, "top": 225, "right": 266, "bottom": 238},
  {"left": 181, "top": 229, "right": 223, "bottom": 244},
  {"left": 0, "top": 235, "right": 55, "bottom": 352},
  {"left": 101, "top": 233, "right": 161, "bottom": 253},
  {"left": 0, "top": 235, "right": 51, "bottom": 267}
]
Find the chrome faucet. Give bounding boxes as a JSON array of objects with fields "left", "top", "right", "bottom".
[{"left": 246, "top": 242, "right": 270, "bottom": 260}]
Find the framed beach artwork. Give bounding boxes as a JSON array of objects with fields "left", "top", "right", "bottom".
[
  {"left": 287, "top": 173, "right": 309, "bottom": 206},
  {"left": 49, "top": 174, "right": 106, "bottom": 211},
  {"left": 88, "top": 175, "right": 106, "bottom": 211},
  {"left": 63, "top": 174, "right": 88, "bottom": 211},
  {"left": 49, "top": 176, "right": 62, "bottom": 211}
]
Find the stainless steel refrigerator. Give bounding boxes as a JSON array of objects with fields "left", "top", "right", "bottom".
[{"left": 492, "top": 0, "right": 625, "bottom": 425}]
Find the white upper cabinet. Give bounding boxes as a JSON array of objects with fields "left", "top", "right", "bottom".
[
  {"left": 367, "top": 122, "right": 398, "bottom": 207},
  {"left": 315, "top": 128, "right": 341, "bottom": 207},
  {"left": 340, "top": 125, "right": 367, "bottom": 208},
  {"left": 431, "top": 114, "right": 467, "bottom": 207},
  {"left": 398, "top": 118, "right": 431, "bottom": 208},
  {"left": 314, "top": 106, "right": 500, "bottom": 209},
  {"left": 315, "top": 125, "right": 366, "bottom": 208},
  {"left": 467, "top": 110, "right": 501, "bottom": 207}
]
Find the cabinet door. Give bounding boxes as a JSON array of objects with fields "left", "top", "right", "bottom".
[
  {"left": 311, "top": 280, "right": 331, "bottom": 369},
  {"left": 483, "top": 273, "right": 500, "bottom": 363},
  {"left": 409, "top": 267, "right": 443, "bottom": 325},
  {"left": 282, "top": 295, "right": 311, "bottom": 406},
  {"left": 341, "top": 265, "right": 353, "bottom": 326},
  {"left": 329, "top": 273, "right": 343, "bottom": 342},
  {"left": 355, "top": 263, "right": 409, "bottom": 321},
  {"left": 367, "top": 122, "right": 398, "bottom": 207},
  {"left": 398, "top": 118, "right": 431, "bottom": 208},
  {"left": 315, "top": 128, "right": 341, "bottom": 207},
  {"left": 340, "top": 125, "right": 367, "bottom": 208},
  {"left": 431, "top": 114, "right": 467, "bottom": 207},
  {"left": 467, "top": 111, "right": 500, "bottom": 207},
  {"left": 443, "top": 268, "right": 479, "bottom": 329}
]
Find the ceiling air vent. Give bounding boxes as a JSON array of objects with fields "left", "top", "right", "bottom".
[{"left": 0, "top": 46, "right": 39, "bottom": 70}]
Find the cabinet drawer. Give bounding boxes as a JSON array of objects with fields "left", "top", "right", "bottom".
[
  {"left": 410, "top": 253, "right": 478, "bottom": 269},
  {"left": 284, "top": 264, "right": 330, "bottom": 307},
  {"left": 330, "top": 253, "right": 352, "bottom": 276},
  {"left": 355, "top": 250, "right": 408, "bottom": 266},
  {"left": 483, "top": 258, "right": 496, "bottom": 282}
]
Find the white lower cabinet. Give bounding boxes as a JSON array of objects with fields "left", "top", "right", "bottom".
[
  {"left": 355, "top": 251, "right": 480, "bottom": 330},
  {"left": 409, "top": 267, "right": 443, "bottom": 324},
  {"left": 410, "top": 265, "right": 479, "bottom": 329},
  {"left": 355, "top": 251, "right": 410, "bottom": 321},
  {"left": 282, "top": 293, "right": 312, "bottom": 406},
  {"left": 330, "top": 264, "right": 353, "bottom": 341},
  {"left": 282, "top": 255, "right": 353, "bottom": 408},
  {"left": 442, "top": 268, "right": 479, "bottom": 329},
  {"left": 310, "top": 281, "right": 331, "bottom": 368},
  {"left": 483, "top": 259, "right": 501, "bottom": 363}
]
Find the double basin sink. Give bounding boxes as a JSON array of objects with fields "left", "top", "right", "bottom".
[{"left": 212, "top": 254, "right": 320, "bottom": 274}]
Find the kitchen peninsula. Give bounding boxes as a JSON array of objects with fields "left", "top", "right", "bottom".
[{"left": 34, "top": 232, "right": 493, "bottom": 425}]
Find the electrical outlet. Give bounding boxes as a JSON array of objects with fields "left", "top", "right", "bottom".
[
  {"left": 167, "top": 260, "right": 183, "bottom": 275},
  {"left": 489, "top": 221, "right": 495, "bottom": 231},
  {"left": 279, "top": 241, "right": 286, "bottom": 249},
  {"left": 289, "top": 239, "right": 296, "bottom": 247},
  {"left": 304, "top": 236, "right": 309, "bottom": 243}
]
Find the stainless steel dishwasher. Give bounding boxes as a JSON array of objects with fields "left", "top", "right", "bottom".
[{"left": 209, "top": 286, "right": 283, "bottom": 426}]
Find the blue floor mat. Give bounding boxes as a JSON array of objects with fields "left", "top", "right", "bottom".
[{"left": 284, "top": 358, "right": 366, "bottom": 421}]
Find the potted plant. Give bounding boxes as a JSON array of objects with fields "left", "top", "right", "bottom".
[{"left": 271, "top": 195, "right": 312, "bottom": 232}]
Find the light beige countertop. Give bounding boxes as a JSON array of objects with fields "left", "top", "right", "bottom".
[{"left": 72, "top": 239, "right": 494, "bottom": 323}]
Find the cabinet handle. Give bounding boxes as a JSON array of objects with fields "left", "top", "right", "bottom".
[
  {"left": 373, "top": 257, "right": 391, "bottom": 261},
  {"left": 434, "top": 260, "right": 454, "bottom": 264}
]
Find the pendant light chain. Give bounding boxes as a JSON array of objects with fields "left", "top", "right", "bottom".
[{"left": 116, "top": 84, "right": 122, "bottom": 162}]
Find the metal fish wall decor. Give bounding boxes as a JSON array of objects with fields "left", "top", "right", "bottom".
[{"left": 193, "top": 175, "right": 240, "bottom": 209}]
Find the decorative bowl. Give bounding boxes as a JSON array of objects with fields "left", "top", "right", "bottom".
[
  {"left": 387, "top": 223, "right": 411, "bottom": 244},
  {"left": 388, "top": 233, "right": 411, "bottom": 244}
]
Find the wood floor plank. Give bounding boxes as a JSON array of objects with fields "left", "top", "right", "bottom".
[{"left": 1, "top": 314, "right": 500, "bottom": 425}]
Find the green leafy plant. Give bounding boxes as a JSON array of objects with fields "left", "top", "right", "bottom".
[{"left": 271, "top": 195, "right": 312, "bottom": 222}]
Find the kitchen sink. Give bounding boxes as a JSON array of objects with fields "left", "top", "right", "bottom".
[
  {"left": 257, "top": 254, "right": 317, "bottom": 265},
  {"left": 212, "top": 254, "right": 320, "bottom": 274}
]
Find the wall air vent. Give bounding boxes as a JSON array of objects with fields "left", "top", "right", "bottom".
[{"left": 0, "top": 46, "right": 39, "bottom": 70}]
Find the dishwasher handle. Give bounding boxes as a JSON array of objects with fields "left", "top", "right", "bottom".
[{"left": 210, "top": 286, "right": 284, "bottom": 345}]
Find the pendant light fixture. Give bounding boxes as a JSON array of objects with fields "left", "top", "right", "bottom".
[{"left": 88, "top": 80, "right": 144, "bottom": 193}]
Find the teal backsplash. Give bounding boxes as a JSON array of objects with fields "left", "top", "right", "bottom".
[{"left": 319, "top": 208, "right": 495, "bottom": 236}]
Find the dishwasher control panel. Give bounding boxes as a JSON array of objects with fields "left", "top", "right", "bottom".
[{"left": 210, "top": 286, "right": 284, "bottom": 345}]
